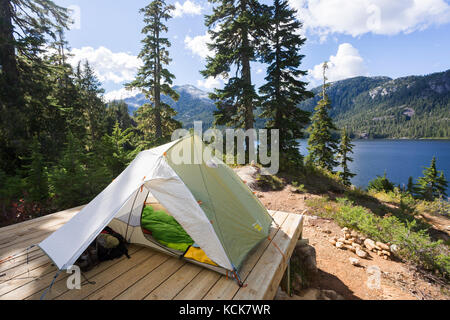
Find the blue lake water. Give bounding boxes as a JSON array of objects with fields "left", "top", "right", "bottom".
[{"left": 297, "top": 139, "right": 450, "bottom": 194}]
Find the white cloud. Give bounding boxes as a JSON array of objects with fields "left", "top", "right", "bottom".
[
  {"left": 289, "top": 0, "right": 450, "bottom": 38},
  {"left": 68, "top": 46, "right": 142, "bottom": 84},
  {"left": 172, "top": 1, "right": 203, "bottom": 18},
  {"left": 104, "top": 87, "right": 142, "bottom": 102},
  {"left": 197, "top": 76, "right": 222, "bottom": 90},
  {"left": 184, "top": 32, "right": 214, "bottom": 59},
  {"left": 309, "top": 43, "right": 368, "bottom": 84}
]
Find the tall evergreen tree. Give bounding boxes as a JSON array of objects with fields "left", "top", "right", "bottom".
[
  {"left": 21, "top": 137, "right": 49, "bottom": 202},
  {"left": 201, "top": 0, "right": 270, "bottom": 156},
  {"left": 417, "top": 156, "right": 448, "bottom": 200},
  {"left": 259, "top": 0, "right": 312, "bottom": 168},
  {"left": 306, "top": 62, "right": 339, "bottom": 171},
  {"left": 0, "top": 0, "right": 71, "bottom": 169},
  {"left": 126, "top": 0, "right": 180, "bottom": 145},
  {"left": 74, "top": 61, "right": 107, "bottom": 146},
  {"left": 337, "top": 128, "right": 355, "bottom": 186},
  {"left": 406, "top": 176, "right": 418, "bottom": 196}
]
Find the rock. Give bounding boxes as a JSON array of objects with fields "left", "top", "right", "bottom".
[
  {"left": 364, "top": 239, "right": 376, "bottom": 250},
  {"left": 294, "top": 245, "right": 318, "bottom": 274},
  {"left": 382, "top": 250, "right": 391, "bottom": 257},
  {"left": 292, "top": 273, "right": 303, "bottom": 293},
  {"left": 376, "top": 241, "right": 390, "bottom": 251},
  {"left": 320, "top": 289, "right": 344, "bottom": 300},
  {"left": 352, "top": 242, "right": 361, "bottom": 249},
  {"left": 297, "top": 239, "right": 309, "bottom": 247},
  {"left": 356, "top": 249, "right": 369, "bottom": 259},
  {"left": 350, "top": 230, "right": 359, "bottom": 238},
  {"left": 346, "top": 245, "right": 356, "bottom": 253},
  {"left": 335, "top": 242, "right": 345, "bottom": 249},
  {"left": 329, "top": 239, "right": 337, "bottom": 246},
  {"left": 297, "top": 288, "right": 321, "bottom": 300},
  {"left": 338, "top": 237, "right": 346, "bottom": 243},
  {"left": 344, "top": 239, "right": 353, "bottom": 245},
  {"left": 390, "top": 244, "right": 399, "bottom": 254},
  {"left": 349, "top": 257, "right": 361, "bottom": 267},
  {"left": 345, "top": 234, "right": 351, "bottom": 240}
]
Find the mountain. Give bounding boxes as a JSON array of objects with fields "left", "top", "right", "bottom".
[
  {"left": 299, "top": 70, "right": 450, "bottom": 139},
  {"left": 119, "top": 70, "right": 450, "bottom": 138},
  {"left": 122, "top": 85, "right": 216, "bottom": 129}
]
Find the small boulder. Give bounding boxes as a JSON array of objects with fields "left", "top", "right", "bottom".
[
  {"left": 376, "top": 242, "right": 390, "bottom": 251},
  {"left": 349, "top": 257, "right": 361, "bottom": 267},
  {"left": 364, "top": 239, "right": 376, "bottom": 250},
  {"left": 390, "top": 244, "right": 399, "bottom": 254},
  {"left": 335, "top": 242, "right": 345, "bottom": 249},
  {"left": 294, "top": 244, "right": 318, "bottom": 274},
  {"left": 320, "top": 289, "right": 344, "bottom": 300},
  {"left": 356, "top": 249, "right": 369, "bottom": 259},
  {"left": 329, "top": 239, "right": 337, "bottom": 246}
]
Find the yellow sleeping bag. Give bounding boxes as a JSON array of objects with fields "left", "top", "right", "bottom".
[{"left": 184, "top": 246, "right": 217, "bottom": 266}]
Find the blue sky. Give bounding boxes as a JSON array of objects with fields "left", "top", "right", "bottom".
[{"left": 54, "top": 0, "right": 450, "bottom": 100}]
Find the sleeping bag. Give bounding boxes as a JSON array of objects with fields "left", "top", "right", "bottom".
[{"left": 141, "top": 205, "right": 194, "bottom": 252}]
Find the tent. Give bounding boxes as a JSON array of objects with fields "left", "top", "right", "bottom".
[{"left": 39, "top": 134, "right": 273, "bottom": 281}]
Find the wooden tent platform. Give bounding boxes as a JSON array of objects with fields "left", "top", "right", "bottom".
[{"left": 0, "top": 206, "right": 303, "bottom": 300}]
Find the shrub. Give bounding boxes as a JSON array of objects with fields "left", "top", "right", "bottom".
[
  {"left": 306, "top": 197, "right": 450, "bottom": 279},
  {"left": 367, "top": 173, "right": 395, "bottom": 192}
]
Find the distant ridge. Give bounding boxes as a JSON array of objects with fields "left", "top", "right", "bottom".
[{"left": 113, "top": 69, "right": 450, "bottom": 138}]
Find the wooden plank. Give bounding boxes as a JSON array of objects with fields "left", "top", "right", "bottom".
[
  {"left": 56, "top": 249, "right": 152, "bottom": 300},
  {"left": 233, "top": 213, "right": 303, "bottom": 300},
  {"left": 114, "top": 258, "right": 185, "bottom": 300},
  {"left": 144, "top": 263, "right": 202, "bottom": 300},
  {"left": 0, "top": 260, "right": 55, "bottom": 296},
  {"left": 0, "top": 206, "right": 82, "bottom": 235},
  {"left": 202, "top": 211, "right": 289, "bottom": 300},
  {"left": 0, "top": 248, "right": 46, "bottom": 274},
  {"left": 3, "top": 246, "right": 141, "bottom": 300},
  {"left": 86, "top": 253, "right": 170, "bottom": 300},
  {"left": 0, "top": 222, "right": 68, "bottom": 259},
  {"left": 173, "top": 269, "right": 221, "bottom": 300}
]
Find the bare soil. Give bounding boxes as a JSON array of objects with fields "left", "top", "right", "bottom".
[{"left": 255, "top": 187, "right": 450, "bottom": 300}]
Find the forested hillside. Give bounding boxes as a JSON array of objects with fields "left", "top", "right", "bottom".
[{"left": 299, "top": 70, "right": 450, "bottom": 139}]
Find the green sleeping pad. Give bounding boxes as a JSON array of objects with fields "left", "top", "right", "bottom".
[{"left": 141, "top": 205, "right": 193, "bottom": 252}]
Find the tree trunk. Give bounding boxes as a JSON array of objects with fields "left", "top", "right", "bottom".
[
  {"left": 154, "top": 22, "right": 162, "bottom": 139},
  {"left": 240, "top": 0, "right": 253, "bottom": 160},
  {"left": 0, "top": 0, "right": 18, "bottom": 86}
]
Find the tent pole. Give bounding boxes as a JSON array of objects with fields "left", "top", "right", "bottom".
[{"left": 124, "top": 187, "right": 141, "bottom": 243}]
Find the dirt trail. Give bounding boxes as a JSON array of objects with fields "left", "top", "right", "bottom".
[{"left": 255, "top": 188, "right": 449, "bottom": 300}]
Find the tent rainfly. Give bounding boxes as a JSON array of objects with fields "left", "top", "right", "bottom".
[{"left": 39, "top": 134, "right": 273, "bottom": 284}]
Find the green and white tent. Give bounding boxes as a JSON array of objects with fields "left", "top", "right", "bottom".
[{"left": 39, "top": 134, "right": 273, "bottom": 279}]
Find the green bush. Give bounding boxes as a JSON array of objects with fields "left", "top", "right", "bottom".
[
  {"left": 367, "top": 173, "right": 395, "bottom": 192},
  {"left": 307, "top": 197, "right": 450, "bottom": 279}
]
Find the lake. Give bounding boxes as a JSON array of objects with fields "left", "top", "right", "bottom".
[{"left": 297, "top": 139, "right": 450, "bottom": 194}]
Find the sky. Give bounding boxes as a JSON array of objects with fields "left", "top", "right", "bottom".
[{"left": 54, "top": 0, "right": 450, "bottom": 101}]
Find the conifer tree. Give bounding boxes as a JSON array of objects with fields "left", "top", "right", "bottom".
[
  {"left": 0, "top": 0, "right": 71, "bottom": 167},
  {"left": 406, "top": 176, "right": 418, "bottom": 197},
  {"left": 306, "top": 62, "right": 339, "bottom": 171},
  {"left": 21, "top": 137, "right": 49, "bottom": 202},
  {"left": 74, "top": 61, "right": 107, "bottom": 145},
  {"left": 259, "top": 0, "right": 312, "bottom": 168},
  {"left": 126, "top": 0, "right": 180, "bottom": 144},
  {"left": 337, "top": 128, "right": 355, "bottom": 186},
  {"left": 100, "top": 122, "right": 136, "bottom": 177},
  {"left": 417, "top": 157, "right": 448, "bottom": 200},
  {"left": 201, "top": 0, "right": 270, "bottom": 156}
]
